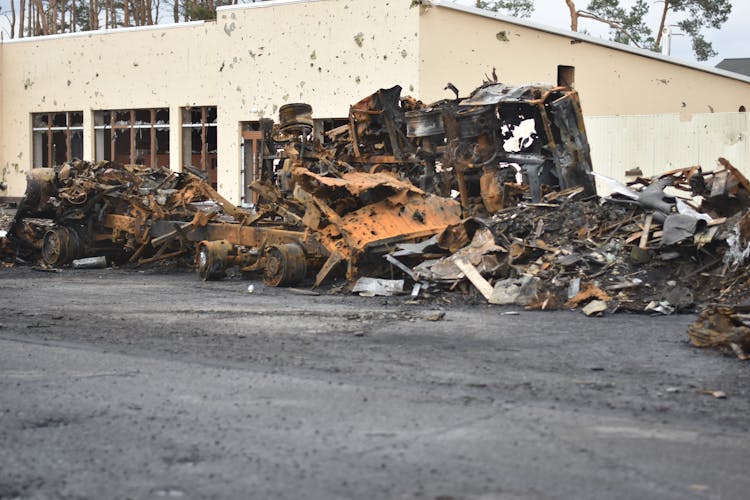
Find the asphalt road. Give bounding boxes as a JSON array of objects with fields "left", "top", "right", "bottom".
[{"left": 0, "top": 267, "right": 748, "bottom": 500}]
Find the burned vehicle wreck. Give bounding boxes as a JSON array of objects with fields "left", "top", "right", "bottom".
[
  {"left": 2, "top": 79, "right": 596, "bottom": 288},
  {"left": 6, "top": 162, "right": 257, "bottom": 269},
  {"left": 320, "top": 81, "right": 596, "bottom": 213},
  {"left": 218, "top": 79, "right": 597, "bottom": 283},
  {"left": 4, "top": 160, "right": 461, "bottom": 287}
]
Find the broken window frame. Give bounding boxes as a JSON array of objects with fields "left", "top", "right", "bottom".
[
  {"left": 31, "top": 111, "right": 84, "bottom": 168},
  {"left": 181, "top": 106, "right": 218, "bottom": 187},
  {"left": 94, "top": 108, "right": 170, "bottom": 167}
]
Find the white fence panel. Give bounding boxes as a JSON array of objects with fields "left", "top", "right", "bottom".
[{"left": 585, "top": 112, "right": 749, "bottom": 194}]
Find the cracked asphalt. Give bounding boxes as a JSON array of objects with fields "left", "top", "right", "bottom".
[{"left": 0, "top": 267, "right": 748, "bottom": 500}]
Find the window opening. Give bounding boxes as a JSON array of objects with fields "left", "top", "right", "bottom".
[
  {"left": 182, "top": 106, "right": 218, "bottom": 189},
  {"left": 94, "top": 108, "right": 170, "bottom": 167},
  {"left": 32, "top": 112, "right": 84, "bottom": 168}
]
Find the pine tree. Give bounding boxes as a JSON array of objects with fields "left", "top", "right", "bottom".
[
  {"left": 574, "top": 0, "right": 732, "bottom": 61},
  {"left": 475, "top": 1, "right": 534, "bottom": 18}
]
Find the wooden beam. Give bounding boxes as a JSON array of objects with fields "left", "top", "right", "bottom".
[
  {"left": 455, "top": 257, "right": 493, "bottom": 301},
  {"left": 639, "top": 213, "right": 653, "bottom": 249}
]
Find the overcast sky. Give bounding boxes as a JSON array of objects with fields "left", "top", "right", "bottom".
[
  {"left": 0, "top": 0, "right": 744, "bottom": 67},
  {"left": 453, "top": 0, "right": 746, "bottom": 67}
]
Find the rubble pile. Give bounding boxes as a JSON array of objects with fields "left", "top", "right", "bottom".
[
  {"left": 234, "top": 79, "right": 597, "bottom": 286},
  {"left": 259, "top": 80, "right": 595, "bottom": 215},
  {"left": 4, "top": 79, "right": 750, "bottom": 357},
  {"left": 4, "top": 80, "right": 594, "bottom": 287},
  {"left": 0, "top": 157, "right": 462, "bottom": 287},
  {"left": 391, "top": 159, "right": 750, "bottom": 317},
  {"left": 482, "top": 192, "right": 725, "bottom": 313}
]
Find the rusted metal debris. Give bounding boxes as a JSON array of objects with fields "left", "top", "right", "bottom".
[
  {"left": 6, "top": 78, "right": 750, "bottom": 329},
  {"left": 226, "top": 79, "right": 595, "bottom": 287},
  {"left": 688, "top": 305, "right": 750, "bottom": 360},
  {"left": 5, "top": 161, "right": 246, "bottom": 268},
  {"left": 2, "top": 79, "right": 595, "bottom": 288},
  {"left": 2, "top": 158, "right": 460, "bottom": 287},
  {"left": 288, "top": 167, "right": 461, "bottom": 286},
  {"left": 319, "top": 81, "right": 596, "bottom": 214}
]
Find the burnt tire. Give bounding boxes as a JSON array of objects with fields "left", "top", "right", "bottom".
[
  {"left": 263, "top": 243, "right": 307, "bottom": 287},
  {"left": 196, "top": 240, "right": 231, "bottom": 281},
  {"left": 41, "top": 228, "right": 81, "bottom": 266}
]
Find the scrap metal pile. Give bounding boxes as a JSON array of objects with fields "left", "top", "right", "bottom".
[
  {"left": 320, "top": 80, "right": 597, "bottom": 214},
  {"left": 0, "top": 159, "right": 461, "bottom": 286},
  {"left": 3, "top": 79, "right": 750, "bottom": 360},
  {"left": 3, "top": 161, "right": 244, "bottom": 267},
  {"left": 238, "top": 79, "right": 597, "bottom": 285},
  {"left": 2, "top": 79, "right": 596, "bottom": 288}
]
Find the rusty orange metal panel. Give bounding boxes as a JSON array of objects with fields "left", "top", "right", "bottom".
[{"left": 313, "top": 192, "right": 461, "bottom": 257}]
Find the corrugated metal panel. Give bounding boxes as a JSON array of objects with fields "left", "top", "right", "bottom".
[{"left": 586, "top": 112, "right": 749, "bottom": 194}]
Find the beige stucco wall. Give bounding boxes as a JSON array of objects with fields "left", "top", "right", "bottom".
[
  {"left": 0, "top": 0, "right": 420, "bottom": 201},
  {"left": 418, "top": 5, "right": 750, "bottom": 116}
]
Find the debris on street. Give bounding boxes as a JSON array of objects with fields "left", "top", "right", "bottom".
[
  {"left": 72, "top": 256, "right": 109, "bottom": 269},
  {"left": 688, "top": 305, "right": 750, "bottom": 360},
  {"left": 1, "top": 79, "right": 592, "bottom": 288},
  {"left": 699, "top": 389, "right": 729, "bottom": 399},
  {"left": 352, "top": 277, "right": 406, "bottom": 297}
]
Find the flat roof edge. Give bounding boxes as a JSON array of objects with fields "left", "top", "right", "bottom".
[
  {"left": 1, "top": 20, "right": 206, "bottom": 44},
  {"left": 431, "top": 1, "right": 750, "bottom": 86},
  {"left": 218, "top": 0, "right": 327, "bottom": 13}
]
